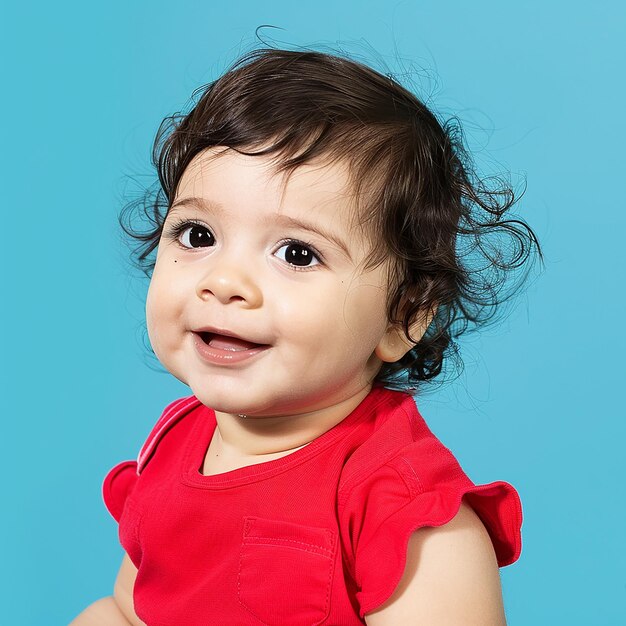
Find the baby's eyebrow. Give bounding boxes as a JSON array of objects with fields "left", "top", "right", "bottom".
[
  {"left": 269, "top": 214, "right": 352, "bottom": 261},
  {"left": 168, "top": 196, "right": 353, "bottom": 261},
  {"left": 169, "top": 196, "right": 222, "bottom": 215}
]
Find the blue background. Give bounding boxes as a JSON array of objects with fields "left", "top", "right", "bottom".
[{"left": 2, "top": 1, "right": 624, "bottom": 624}]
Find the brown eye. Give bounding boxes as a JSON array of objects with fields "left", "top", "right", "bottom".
[
  {"left": 275, "top": 242, "right": 320, "bottom": 267},
  {"left": 179, "top": 224, "right": 215, "bottom": 248}
]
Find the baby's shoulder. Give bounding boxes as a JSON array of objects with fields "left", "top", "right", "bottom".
[
  {"left": 137, "top": 395, "right": 203, "bottom": 473},
  {"left": 336, "top": 388, "right": 523, "bottom": 570},
  {"left": 338, "top": 389, "right": 462, "bottom": 499},
  {"left": 102, "top": 395, "right": 202, "bottom": 523}
]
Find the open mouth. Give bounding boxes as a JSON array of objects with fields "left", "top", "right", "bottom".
[
  {"left": 197, "top": 332, "right": 265, "bottom": 352},
  {"left": 193, "top": 331, "right": 270, "bottom": 364}
]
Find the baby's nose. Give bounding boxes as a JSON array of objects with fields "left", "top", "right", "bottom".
[{"left": 195, "top": 259, "right": 263, "bottom": 308}]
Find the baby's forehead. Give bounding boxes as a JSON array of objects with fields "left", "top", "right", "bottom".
[
  {"left": 179, "top": 147, "right": 364, "bottom": 224},
  {"left": 183, "top": 145, "right": 354, "bottom": 188}
]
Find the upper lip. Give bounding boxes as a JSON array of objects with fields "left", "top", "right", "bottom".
[{"left": 192, "top": 326, "right": 269, "bottom": 345}]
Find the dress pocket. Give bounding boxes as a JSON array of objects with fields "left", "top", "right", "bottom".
[{"left": 238, "top": 516, "right": 337, "bottom": 626}]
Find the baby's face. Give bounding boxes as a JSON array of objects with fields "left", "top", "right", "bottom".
[{"left": 146, "top": 147, "right": 403, "bottom": 417}]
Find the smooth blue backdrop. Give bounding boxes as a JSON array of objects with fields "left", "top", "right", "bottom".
[{"left": 2, "top": 1, "right": 624, "bottom": 624}]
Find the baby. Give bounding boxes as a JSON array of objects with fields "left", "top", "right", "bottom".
[{"left": 73, "top": 46, "right": 541, "bottom": 626}]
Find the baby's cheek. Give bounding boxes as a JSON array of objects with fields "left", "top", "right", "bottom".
[
  {"left": 343, "top": 282, "right": 389, "bottom": 338},
  {"left": 145, "top": 283, "right": 159, "bottom": 340},
  {"left": 145, "top": 280, "right": 172, "bottom": 356}
]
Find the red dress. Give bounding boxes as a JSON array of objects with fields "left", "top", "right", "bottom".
[{"left": 103, "top": 385, "right": 522, "bottom": 625}]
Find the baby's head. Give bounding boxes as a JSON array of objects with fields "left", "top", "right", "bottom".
[{"left": 123, "top": 47, "right": 541, "bottom": 401}]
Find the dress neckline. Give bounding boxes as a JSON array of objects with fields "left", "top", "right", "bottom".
[{"left": 180, "top": 386, "right": 391, "bottom": 490}]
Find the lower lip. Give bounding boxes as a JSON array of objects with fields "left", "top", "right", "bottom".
[{"left": 192, "top": 332, "right": 270, "bottom": 365}]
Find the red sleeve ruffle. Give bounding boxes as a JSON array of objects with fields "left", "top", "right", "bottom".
[
  {"left": 339, "top": 450, "right": 523, "bottom": 618},
  {"left": 101, "top": 459, "right": 139, "bottom": 523}
]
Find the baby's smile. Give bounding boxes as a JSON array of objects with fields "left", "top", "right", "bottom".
[
  {"left": 195, "top": 329, "right": 269, "bottom": 350},
  {"left": 192, "top": 329, "right": 271, "bottom": 365}
]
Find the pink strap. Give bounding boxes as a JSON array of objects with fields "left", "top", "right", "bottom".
[{"left": 136, "top": 395, "right": 201, "bottom": 473}]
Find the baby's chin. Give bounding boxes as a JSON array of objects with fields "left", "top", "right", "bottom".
[
  {"left": 205, "top": 401, "right": 294, "bottom": 420},
  {"left": 192, "top": 390, "right": 318, "bottom": 421},
  {"left": 189, "top": 389, "right": 274, "bottom": 417}
]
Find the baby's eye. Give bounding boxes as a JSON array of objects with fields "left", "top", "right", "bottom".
[
  {"left": 274, "top": 241, "right": 321, "bottom": 268},
  {"left": 176, "top": 223, "right": 215, "bottom": 248}
]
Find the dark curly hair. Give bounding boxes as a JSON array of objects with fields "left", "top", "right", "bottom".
[{"left": 119, "top": 46, "right": 543, "bottom": 393}]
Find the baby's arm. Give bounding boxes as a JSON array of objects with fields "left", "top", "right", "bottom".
[
  {"left": 69, "top": 597, "right": 133, "bottom": 625},
  {"left": 364, "top": 501, "right": 507, "bottom": 626},
  {"left": 70, "top": 553, "right": 145, "bottom": 626}
]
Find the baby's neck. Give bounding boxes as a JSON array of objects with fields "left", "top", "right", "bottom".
[
  {"left": 201, "top": 429, "right": 311, "bottom": 476},
  {"left": 211, "top": 386, "right": 371, "bottom": 459}
]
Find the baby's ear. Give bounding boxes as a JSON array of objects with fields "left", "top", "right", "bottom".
[{"left": 375, "top": 306, "right": 437, "bottom": 363}]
